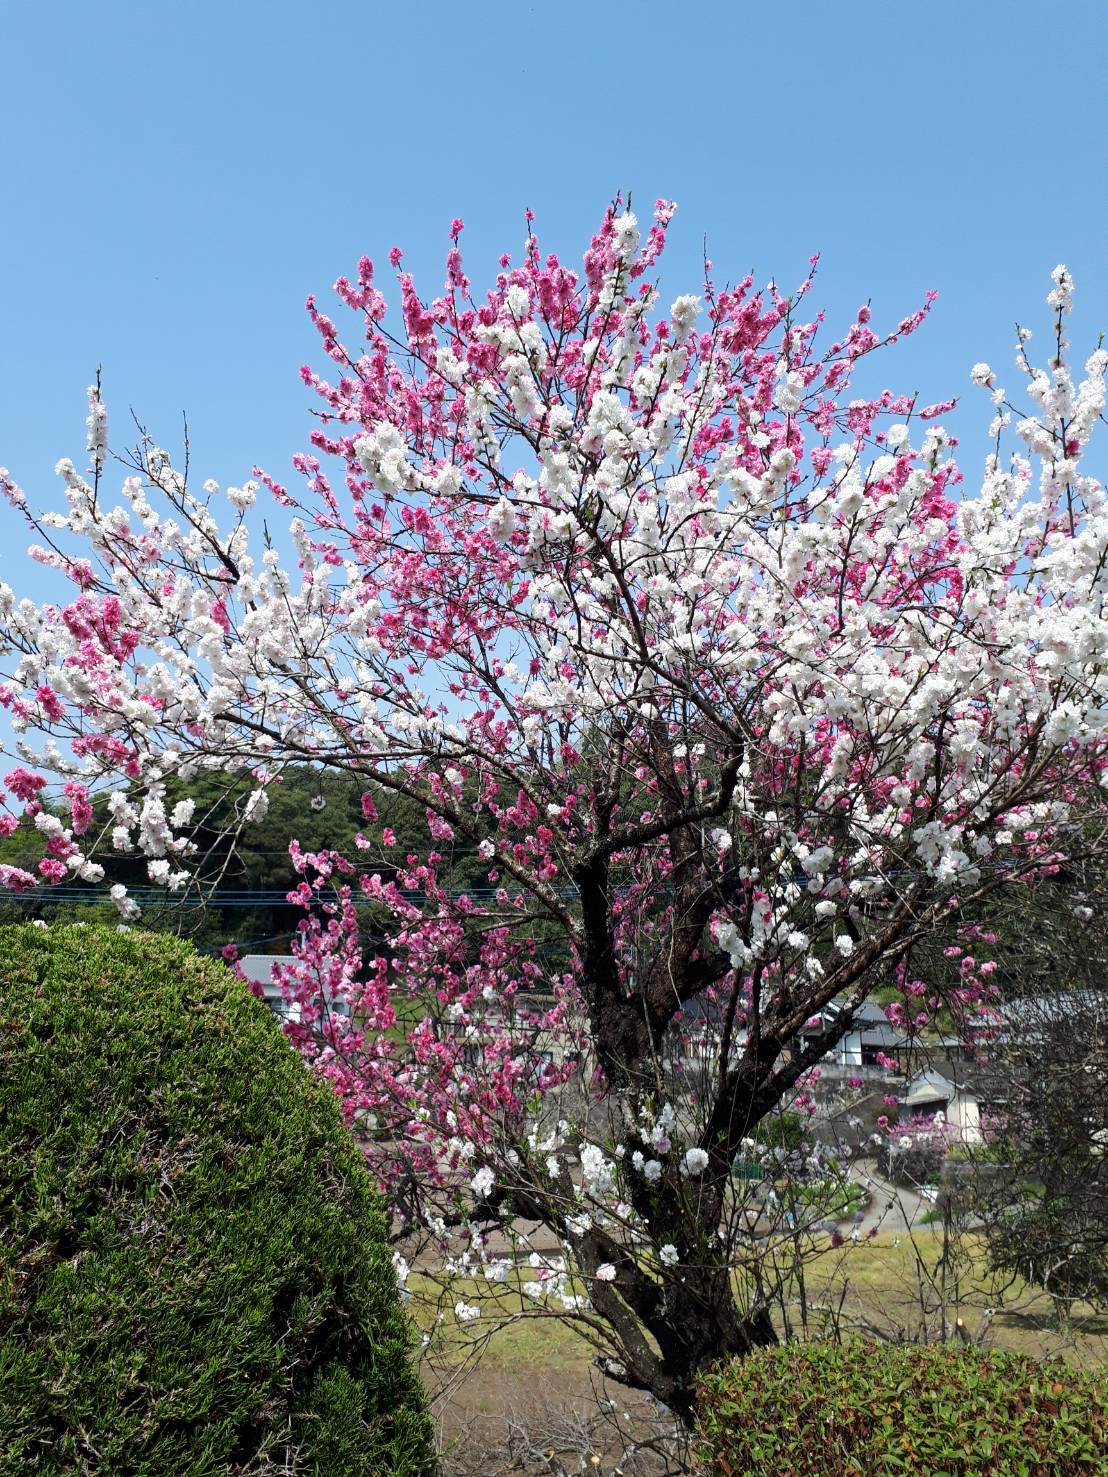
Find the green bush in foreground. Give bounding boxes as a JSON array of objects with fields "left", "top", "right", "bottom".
[
  {"left": 0, "top": 924, "right": 435, "bottom": 1476},
  {"left": 697, "top": 1340, "right": 1108, "bottom": 1475}
]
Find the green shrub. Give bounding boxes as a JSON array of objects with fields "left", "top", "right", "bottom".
[
  {"left": 753, "top": 1110, "right": 805, "bottom": 1154},
  {"left": 0, "top": 924, "right": 435, "bottom": 1476},
  {"left": 986, "top": 1197, "right": 1108, "bottom": 1308},
  {"left": 791, "top": 1178, "right": 867, "bottom": 1220},
  {"left": 697, "top": 1340, "right": 1108, "bottom": 1475},
  {"left": 947, "top": 1138, "right": 1015, "bottom": 1164}
]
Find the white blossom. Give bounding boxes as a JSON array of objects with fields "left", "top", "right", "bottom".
[
  {"left": 487, "top": 497, "right": 516, "bottom": 540},
  {"left": 681, "top": 1148, "right": 709, "bottom": 1178},
  {"left": 470, "top": 1165, "right": 495, "bottom": 1199}
]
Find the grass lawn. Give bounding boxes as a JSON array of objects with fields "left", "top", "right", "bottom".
[{"left": 414, "top": 1231, "right": 1108, "bottom": 1378}]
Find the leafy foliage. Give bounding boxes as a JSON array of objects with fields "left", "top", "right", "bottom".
[
  {"left": 0, "top": 923, "right": 435, "bottom": 1476},
  {"left": 973, "top": 990, "right": 1108, "bottom": 1308},
  {"left": 987, "top": 1198, "right": 1108, "bottom": 1309},
  {"left": 791, "top": 1177, "right": 867, "bottom": 1220},
  {"left": 752, "top": 1109, "right": 806, "bottom": 1154},
  {"left": 697, "top": 1340, "right": 1108, "bottom": 1475}
]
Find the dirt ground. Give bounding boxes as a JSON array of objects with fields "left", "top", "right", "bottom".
[{"left": 430, "top": 1360, "right": 686, "bottom": 1474}]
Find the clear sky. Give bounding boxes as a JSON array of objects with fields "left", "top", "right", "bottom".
[{"left": 2, "top": 0, "right": 1108, "bottom": 594}]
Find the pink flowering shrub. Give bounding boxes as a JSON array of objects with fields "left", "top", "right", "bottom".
[
  {"left": 878, "top": 1112, "right": 960, "bottom": 1187},
  {"left": 2, "top": 202, "right": 1107, "bottom": 1419}
]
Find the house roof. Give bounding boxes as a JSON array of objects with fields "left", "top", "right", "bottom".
[
  {"left": 855, "top": 1021, "right": 907, "bottom": 1047},
  {"left": 804, "top": 999, "right": 907, "bottom": 1048},
  {"left": 818, "top": 998, "right": 892, "bottom": 1026},
  {"left": 902, "top": 1069, "right": 958, "bottom": 1108},
  {"left": 966, "top": 991, "right": 1107, "bottom": 1041},
  {"left": 237, "top": 954, "right": 295, "bottom": 992}
]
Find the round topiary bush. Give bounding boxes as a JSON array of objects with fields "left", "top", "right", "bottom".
[
  {"left": 0, "top": 923, "right": 436, "bottom": 1476},
  {"left": 697, "top": 1339, "right": 1108, "bottom": 1475}
]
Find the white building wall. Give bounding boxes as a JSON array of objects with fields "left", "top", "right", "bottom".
[
  {"left": 831, "top": 1031, "right": 864, "bottom": 1067},
  {"left": 952, "top": 1092, "right": 983, "bottom": 1144}
]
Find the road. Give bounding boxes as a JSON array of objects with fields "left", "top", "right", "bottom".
[{"left": 849, "top": 1158, "right": 936, "bottom": 1236}]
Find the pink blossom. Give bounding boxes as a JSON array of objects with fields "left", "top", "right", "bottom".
[{"left": 4, "top": 768, "right": 46, "bottom": 802}]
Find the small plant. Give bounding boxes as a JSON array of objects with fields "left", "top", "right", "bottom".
[{"left": 697, "top": 1340, "right": 1108, "bottom": 1475}]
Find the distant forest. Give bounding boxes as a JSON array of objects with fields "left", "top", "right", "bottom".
[
  {"left": 3, "top": 766, "right": 1105, "bottom": 1004},
  {"left": 0, "top": 767, "right": 485, "bottom": 958}
]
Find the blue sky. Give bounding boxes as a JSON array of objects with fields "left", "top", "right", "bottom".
[{"left": 3, "top": 0, "right": 1108, "bottom": 594}]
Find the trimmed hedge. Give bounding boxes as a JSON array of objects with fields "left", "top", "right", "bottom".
[
  {"left": 697, "top": 1340, "right": 1108, "bottom": 1475},
  {"left": 0, "top": 924, "right": 435, "bottom": 1475}
]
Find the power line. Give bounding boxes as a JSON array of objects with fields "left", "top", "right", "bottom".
[{"left": 8, "top": 884, "right": 584, "bottom": 907}]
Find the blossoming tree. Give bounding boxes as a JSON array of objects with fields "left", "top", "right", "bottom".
[{"left": 3, "top": 199, "right": 1108, "bottom": 1418}]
